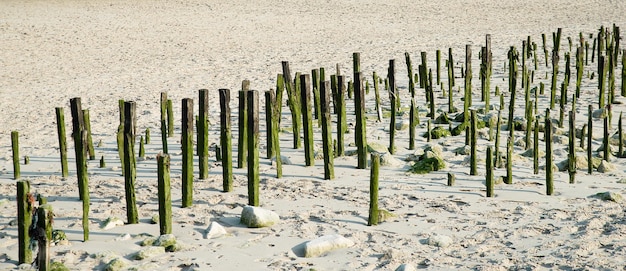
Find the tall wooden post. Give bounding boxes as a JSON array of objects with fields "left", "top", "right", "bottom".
[
  {"left": 157, "top": 153, "right": 172, "bottom": 235},
  {"left": 238, "top": 81, "right": 249, "bottom": 168},
  {"left": 182, "top": 98, "right": 194, "bottom": 207},
  {"left": 368, "top": 153, "right": 380, "bottom": 226},
  {"left": 198, "top": 89, "right": 209, "bottom": 179},
  {"left": 219, "top": 89, "right": 233, "bottom": 192},
  {"left": 389, "top": 59, "right": 397, "bottom": 154},
  {"left": 70, "top": 98, "right": 90, "bottom": 240},
  {"left": 300, "top": 74, "right": 315, "bottom": 166},
  {"left": 123, "top": 101, "right": 138, "bottom": 224},
  {"left": 17, "top": 180, "right": 32, "bottom": 264},
  {"left": 355, "top": 72, "right": 368, "bottom": 169},
  {"left": 320, "top": 81, "right": 335, "bottom": 180},
  {"left": 160, "top": 92, "right": 169, "bottom": 153},
  {"left": 247, "top": 91, "right": 260, "bottom": 206},
  {"left": 11, "top": 131, "right": 20, "bottom": 180},
  {"left": 55, "top": 108, "right": 69, "bottom": 177}
]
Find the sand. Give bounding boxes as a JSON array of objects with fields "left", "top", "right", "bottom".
[{"left": 1, "top": 0, "right": 626, "bottom": 270}]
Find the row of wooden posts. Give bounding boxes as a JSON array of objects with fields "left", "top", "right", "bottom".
[{"left": 11, "top": 25, "right": 624, "bottom": 268}]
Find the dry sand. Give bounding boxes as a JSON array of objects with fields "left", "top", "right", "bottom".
[{"left": 1, "top": 0, "right": 626, "bottom": 270}]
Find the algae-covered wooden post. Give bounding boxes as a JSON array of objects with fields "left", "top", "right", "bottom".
[
  {"left": 336, "top": 75, "right": 347, "bottom": 157},
  {"left": 388, "top": 59, "right": 397, "bottom": 154},
  {"left": 35, "top": 206, "right": 52, "bottom": 271},
  {"left": 198, "top": 89, "right": 209, "bottom": 179},
  {"left": 405, "top": 52, "right": 417, "bottom": 150},
  {"left": 123, "top": 101, "right": 138, "bottom": 224},
  {"left": 621, "top": 50, "right": 626, "bottom": 97},
  {"left": 11, "top": 131, "right": 20, "bottom": 180},
  {"left": 533, "top": 118, "right": 539, "bottom": 174},
  {"left": 145, "top": 128, "right": 150, "bottom": 144},
  {"left": 238, "top": 81, "right": 249, "bottom": 169},
  {"left": 282, "top": 61, "right": 302, "bottom": 149},
  {"left": 603, "top": 109, "right": 610, "bottom": 162},
  {"left": 470, "top": 110, "right": 478, "bottom": 175},
  {"left": 576, "top": 46, "right": 584, "bottom": 98},
  {"left": 247, "top": 90, "right": 260, "bottom": 206},
  {"left": 368, "top": 153, "right": 380, "bottom": 226},
  {"left": 312, "top": 68, "right": 321, "bottom": 122},
  {"left": 436, "top": 49, "right": 441, "bottom": 85},
  {"left": 157, "top": 153, "right": 172, "bottom": 235},
  {"left": 160, "top": 92, "right": 169, "bottom": 154},
  {"left": 355, "top": 72, "right": 368, "bottom": 169},
  {"left": 545, "top": 110, "right": 554, "bottom": 195},
  {"left": 464, "top": 45, "right": 472, "bottom": 112},
  {"left": 17, "top": 180, "right": 32, "bottom": 264},
  {"left": 508, "top": 47, "right": 519, "bottom": 137},
  {"left": 219, "top": 89, "right": 233, "bottom": 192},
  {"left": 447, "top": 173, "right": 455, "bottom": 186},
  {"left": 265, "top": 91, "right": 275, "bottom": 160},
  {"left": 506, "top": 136, "right": 513, "bottom": 184},
  {"left": 619, "top": 112, "right": 624, "bottom": 157},
  {"left": 599, "top": 56, "right": 606, "bottom": 109},
  {"left": 83, "top": 109, "right": 95, "bottom": 160},
  {"left": 300, "top": 74, "right": 314, "bottom": 166},
  {"left": 495, "top": 110, "right": 503, "bottom": 167},
  {"left": 320, "top": 81, "right": 335, "bottom": 180},
  {"left": 447, "top": 48, "right": 456, "bottom": 113},
  {"left": 270, "top": 90, "right": 283, "bottom": 178},
  {"left": 55, "top": 108, "right": 69, "bottom": 178},
  {"left": 486, "top": 146, "right": 494, "bottom": 197},
  {"left": 70, "top": 98, "right": 90, "bottom": 241},
  {"left": 117, "top": 99, "right": 125, "bottom": 176},
  {"left": 568, "top": 111, "right": 576, "bottom": 184},
  {"left": 167, "top": 99, "right": 174, "bottom": 137},
  {"left": 182, "top": 98, "right": 194, "bottom": 208},
  {"left": 373, "top": 72, "right": 383, "bottom": 122},
  {"left": 138, "top": 136, "right": 145, "bottom": 159},
  {"left": 587, "top": 105, "right": 593, "bottom": 174}
]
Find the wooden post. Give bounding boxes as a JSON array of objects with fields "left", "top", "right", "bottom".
[
  {"left": 35, "top": 206, "right": 52, "bottom": 271},
  {"left": 167, "top": 99, "right": 174, "bottom": 137},
  {"left": 506, "top": 136, "right": 513, "bottom": 184},
  {"left": 82, "top": 109, "right": 95, "bottom": 160},
  {"left": 436, "top": 49, "right": 441, "bottom": 85},
  {"left": 447, "top": 173, "right": 455, "bottom": 186},
  {"left": 160, "top": 92, "right": 168, "bottom": 154},
  {"left": 373, "top": 72, "right": 382, "bottom": 122},
  {"left": 312, "top": 68, "right": 321, "bottom": 122},
  {"left": 533, "top": 118, "right": 539, "bottom": 174},
  {"left": 247, "top": 91, "right": 260, "bottom": 206},
  {"left": 355, "top": 72, "right": 368, "bottom": 169},
  {"left": 116, "top": 99, "right": 125, "bottom": 176},
  {"left": 546, "top": 110, "right": 554, "bottom": 195},
  {"left": 300, "top": 74, "right": 315, "bottom": 166},
  {"left": 157, "top": 153, "right": 172, "bottom": 235},
  {"left": 587, "top": 105, "right": 593, "bottom": 174},
  {"left": 70, "top": 98, "right": 90, "bottom": 240},
  {"left": 11, "top": 131, "right": 20, "bottom": 180},
  {"left": 619, "top": 112, "right": 624, "bottom": 157},
  {"left": 320, "top": 81, "right": 335, "bottom": 180},
  {"left": 270, "top": 90, "right": 283, "bottom": 178},
  {"left": 238, "top": 81, "right": 249, "bottom": 168},
  {"left": 17, "top": 180, "right": 32, "bottom": 264},
  {"left": 55, "top": 108, "right": 69, "bottom": 178},
  {"left": 265, "top": 91, "right": 275, "bottom": 159},
  {"left": 568, "top": 111, "right": 576, "bottom": 184},
  {"left": 604, "top": 109, "right": 610, "bottom": 162},
  {"left": 508, "top": 46, "right": 519, "bottom": 137},
  {"left": 464, "top": 45, "right": 472, "bottom": 112},
  {"left": 336, "top": 75, "right": 346, "bottom": 157},
  {"left": 182, "top": 98, "right": 194, "bottom": 208},
  {"left": 198, "top": 89, "right": 209, "bottom": 179},
  {"left": 470, "top": 110, "right": 478, "bottom": 175},
  {"left": 448, "top": 48, "right": 456, "bottom": 113},
  {"left": 139, "top": 136, "right": 145, "bottom": 159},
  {"left": 406, "top": 52, "right": 417, "bottom": 150},
  {"left": 486, "top": 146, "right": 494, "bottom": 197},
  {"left": 388, "top": 59, "right": 397, "bottom": 154},
  {"left": 145, "top": 128, "right": 150, "bottom": 144},
  {"left": 123, "top": 101, "right": 138, "bottom": 223},
  {"left": 275, "top": 74, "right": 285, "bottom": 123},
  {"left": 495, "top": 110, "right": 502, "bottom": 167},
  {"left": 282, "top": 62, "right": 302, "bottom": 149},
  {"left": 368, "top": 153, "right": 380, "bottom": 226},
  {"left": 219, "top": 89, "right": 233, "bottom": 192}
]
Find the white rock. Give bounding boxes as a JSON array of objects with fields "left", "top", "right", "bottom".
[
  {"left": 114, "top": 233, "right": 131, "bottom": 241},
  {"left": 240, "top": 206, "right": 280, "bottom": 228},
  {"left": 100, "top": 217, "right": 124, "bottom": 230},
  {"left": 205, "top": 222, "right": 227, "bottom": 239},
  {"left": 598, "top": 160, "right": 615, "bottom": 173},
  {"left": 427, "top": 235, "right": 453, "bottom": 248},
  {"left": 303, "top": 234, "right": 355, "bottom": 258}
]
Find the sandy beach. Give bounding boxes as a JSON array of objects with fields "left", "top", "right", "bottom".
[{"left": 1, "top": 0, "right": 626, "bottom": 270}]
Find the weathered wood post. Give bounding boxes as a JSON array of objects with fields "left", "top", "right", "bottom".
[
  {"left": 470, "top": 110, "right": 478, "bottom": 175},
  {"left": 123, "top": 101, "right": 138, "bottom": 223},
  {"left": 138, "top": 136, "right": 145, "bottom": 159},
  {"left": 160, "top": 92, "right": 169, "bottom": 154},
  {"left": 436, "top": 49, "right": 441, "bottom": 85},
  {"left": 70, "top": 98, "right": 90, "bottom": 240},
  {"left": 300, "top": 74, "right": 315, "bottom": 166},
  {"left": 182, "top": 98, "right": 194, "bottom": 208},
  {"left": 486, "top": 146, "right": 494, "bottom": 197},
  {"left": 388, "top": 59, "right": 397, "bottom": 154},
  {"left": 17, "top": 180, "right": 32, "bottom": 264},
  {"left": 83, "top": 109, "right": 95, "bottom": 160},
  {"left": 405, "top": 52, "right": 417, "bottom": 150},
  {"left": 35, "top": 205, "right": 52, "bottom": 271},
  {"left": 219, "top": 89, "right": 233, "bottom": 192},
  {"left": 270, "top": 90, "right": 283, "bottom": 178},
  {"left": 320, "top": 81, "right": 335, "bottom": 180},
  {"left": 265, "top": 91, "right": 275, "bottom": 159},
  {"left": 506, "top": 136, "right": 513, "bottom": 184},
  {"left": 604, "top": 108, "right": 610, "bottom": 162},
  {"left": 336, "top": 75, "right": 346, "bottom": 157},
  {"left": 568, "top": 111, "right": 576, "bottom": 184},
  {"left": 157, "top": 153, "right": 172, "bottom": 235},
  {"left": 312, "top": 68, "right": 321, "bottom": 122},
  {"left": 355, "top": 72, "right": 368, "bottom": 169},
  {"left": 167, "top": 99, "right": 174, "bottom": 137},
  {"left": 533, "top": 118, "right": 539, "bottom": 174},
  {"left": 238, "top": 81, "right": 249, "bottom": 168},
  {"left": 619, "top": 112, "right": 624, "bottom": 157},
  {"left": 247, "top": 90, "right": 260, "bottom": 206},
  {"left": 373, "top": 72, "right": 383, "bottom": 122},
  {"left": 447, "top": 173, "right": 455, "bottom": 186},
  {"left": 495, "top": 110, "right": 503, "bottom": 167},
  {"left": 117, "top": 99, "right": 125, "bottom": 176},
  {"left": 588, "top": 105, "right": 593, "bottom": 174},
  {"left": 546, "top": 110, "right": 554, "bottom": 195},
  {"left": 448, "top": 48, "right": 456, "bottom": 113},
  {"left": 368, "top": 153, "right": 380, "bottom": 226},
  {"left": 55, "top": 107, "right": 69, "bottom": 178},
  {"left": 464, "top": 44, "right": 472, "bottom": 112},
  {"left": 282, "top": 61, "right": 302, "bottom": 149},
  {"left": 11, "top": 131, "right": 20, "bottom": 180},
  {"left": 198, "top": 89, "right": 209, "bottom": 179},
  {"left": 508, "top": 46, "right": 519, "bottom": 138}
]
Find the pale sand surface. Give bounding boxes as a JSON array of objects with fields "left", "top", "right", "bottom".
[{"left": 1, "top": 0, "right": 626, "bottom": 270}]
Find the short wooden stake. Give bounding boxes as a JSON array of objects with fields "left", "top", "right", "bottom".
[
  {"left": 167, "top": 99, "right": 174, "bottom": 137},
  {"left": 17, "top": 180, "right": 32, "bottom": 264},
  {"left": 160, "top": 92, "right": 169, "bottom": 153},
  {"left": 238, "top": 82, "right": 249, "bottom": 168},
  {"left": 506, "top": 136, "right": 513, "bottom": 184},
  {"left": 486, "top": 146, "right": 494, "bottom": 197},
  {"left": 470, "top": 110, "right": 478, "bottom": 175},
  {"left": 11, "top": 131, "right": 20, "bottom": 180},
  {"left": 447, "top": 173, "right": 455, "bottom": 186},
  {"left": 55, "top": 108, "right": 69, "bottom": 178},
  {"left": 35, "top": 206, "right": 52, "bottom": 271},
  {"left": 83, "top": 109, "right": 95, "bottom": 160}
]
